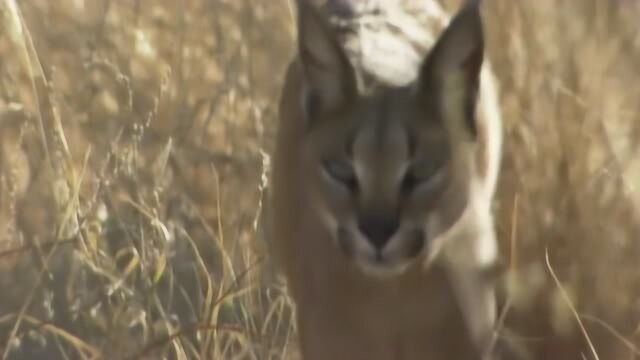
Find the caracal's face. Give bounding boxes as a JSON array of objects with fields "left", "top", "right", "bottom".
[
  {"left": 295, "top": 2, "right": 483, "bottom": 277},
  {"left": 304, "top": 87, "right": 471, "bottom": 277}
]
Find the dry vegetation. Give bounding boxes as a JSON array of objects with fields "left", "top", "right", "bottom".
[{"left": 0, "top": 0, "right": 638, "bottom": 359}]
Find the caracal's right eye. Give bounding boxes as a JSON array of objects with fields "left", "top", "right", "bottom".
[{"left": 322, "top": 159, "right": 358, "bottom": 192}]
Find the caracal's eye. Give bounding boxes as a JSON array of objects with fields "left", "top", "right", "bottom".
[
  {"left": 401, "top": 161, "right": 446, "bottom": 194},
  {"left": 322, "top": 159, "right": 358, "bottom": 192}
]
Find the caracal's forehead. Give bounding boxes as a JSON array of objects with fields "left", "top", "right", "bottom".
[
  {"left": 311, "top": 87, "right": 443, "bottom": 160},
  {"left": 347, "top": 92, "right": 412, "bottom": 201},
  {"left": 353, "top": 110, "right": 409, "bottom": 175},
  {"left": 349, "top": 89, "right": 419, "bottom": 157}
]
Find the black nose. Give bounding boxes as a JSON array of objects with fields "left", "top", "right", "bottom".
[{"left": 358, "top": 213, "right": 399, "bottom": 250}]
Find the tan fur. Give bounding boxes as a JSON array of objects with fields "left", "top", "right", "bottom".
[{"left": 266, "top": 1, "right": 504, "bottom": 359}]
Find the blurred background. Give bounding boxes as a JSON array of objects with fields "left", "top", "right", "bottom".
[{"left": 0, "top": 0, "right": 639, "bottom": 359}]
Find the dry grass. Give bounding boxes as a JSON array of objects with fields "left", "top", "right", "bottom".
[{"left": 0, "top": 0, "right": 639, "bottom": 359}]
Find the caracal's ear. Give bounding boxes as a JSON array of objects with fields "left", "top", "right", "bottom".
[
  {"left": 296, "top": 0, "right": 357, "bottom": 124},
  {"left": 418, "top": 0, "right": 484, "bottom": 138}
]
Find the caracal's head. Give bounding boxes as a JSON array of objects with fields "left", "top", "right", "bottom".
[{"left": 295, "top": 1, "right": 485, "bottom": 277}]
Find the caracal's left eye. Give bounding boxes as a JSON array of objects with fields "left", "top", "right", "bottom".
[{"left": 401, "top": 161, "right": 446, "bottom": 194}]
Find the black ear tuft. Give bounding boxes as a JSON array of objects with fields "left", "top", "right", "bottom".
[
  {"left": 296, "top": 0, "right": 357, "bottom": 123},
  {"left": 417, "top": 1, "right": 484, "bottom": 138}
]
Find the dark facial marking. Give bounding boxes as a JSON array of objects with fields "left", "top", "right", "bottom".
[
  {"left": 337, "top": 226, "right": 354, "bottom": 257},
  {"left": 407, "top": 229, "right": 426, "bottom": 257},
  {"left": 372, "top": 96, "right": 390, "bottom": 150}
]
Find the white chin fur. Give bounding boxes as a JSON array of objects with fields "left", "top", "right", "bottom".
[
  {"left": 346, "top": 227, "right": 417, "bottom": 278},
  {"left": 356, "top": 258, "right": 411, "bottom": 278}
]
